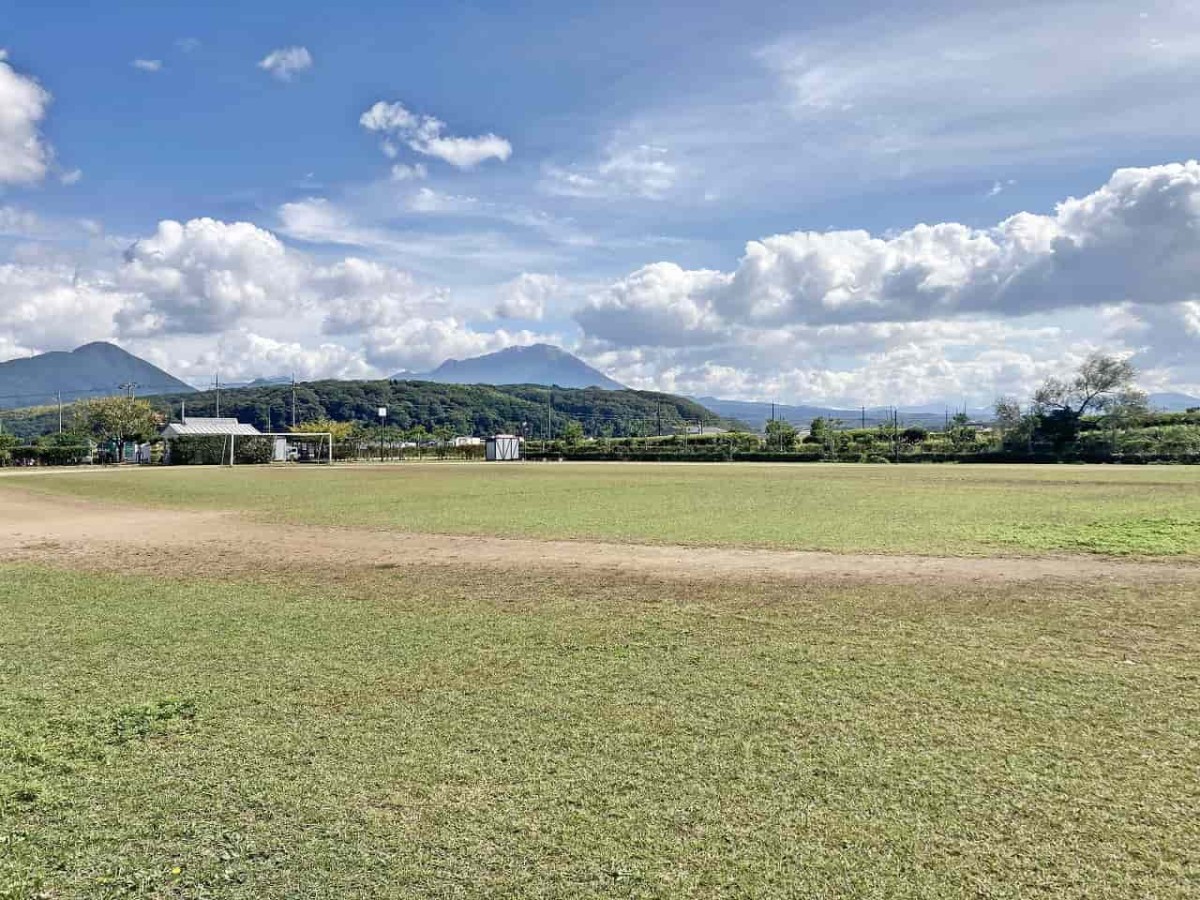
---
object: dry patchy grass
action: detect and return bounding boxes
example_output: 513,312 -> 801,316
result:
2,562 -> 1197,898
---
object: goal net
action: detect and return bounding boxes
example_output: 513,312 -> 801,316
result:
255,432 -> 334,465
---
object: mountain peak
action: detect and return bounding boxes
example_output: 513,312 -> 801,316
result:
0,342 -> 195,410
400,344 -> 624,390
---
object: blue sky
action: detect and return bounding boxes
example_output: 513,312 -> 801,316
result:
3,0 -> 1200,404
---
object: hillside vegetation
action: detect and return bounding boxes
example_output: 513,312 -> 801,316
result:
0,379 -> 733,441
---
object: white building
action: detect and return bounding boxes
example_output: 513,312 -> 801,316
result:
486,434 -> 522,461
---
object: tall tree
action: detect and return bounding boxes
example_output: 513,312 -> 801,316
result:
291,418 -> 355,442
1032,353 -> 1139,418
1031,353 -> 1141,451
993,396 -> 1034,452
76,397 -> 159,461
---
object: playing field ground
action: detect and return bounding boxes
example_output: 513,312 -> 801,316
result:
1,463 -> 1197,898
6,461 -> 1200,556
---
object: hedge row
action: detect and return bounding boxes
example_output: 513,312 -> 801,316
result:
526,448 -> 1200,465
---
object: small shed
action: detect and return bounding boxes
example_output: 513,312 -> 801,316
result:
485,434 -> 522,461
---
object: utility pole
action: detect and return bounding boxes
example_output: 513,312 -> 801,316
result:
118,382 -> 138,399
291,374 -> 297,428
546,391 -> 552,448
861,406 -> 866,429
893,407 -> 901,463
213,373 -> 221,417
57,391 -> 63,434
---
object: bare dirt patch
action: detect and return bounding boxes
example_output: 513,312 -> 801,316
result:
3,487 -> 1199,586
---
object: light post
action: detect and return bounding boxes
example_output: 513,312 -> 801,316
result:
378,406 -> 387,463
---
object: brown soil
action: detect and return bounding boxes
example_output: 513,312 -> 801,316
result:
2,488 -> 1198,586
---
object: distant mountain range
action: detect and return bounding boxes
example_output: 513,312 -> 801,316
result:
691,397 -> 993,431
0,342 -> 194,410
395,343 -> 625,390
1147,392 -> 1200,412
698,393 -> 1200,430
4,341 -> 1196,422
223,375 -> 293,388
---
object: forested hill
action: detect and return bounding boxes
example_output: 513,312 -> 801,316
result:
1,379 -> 736,439
0,342 -> 194,410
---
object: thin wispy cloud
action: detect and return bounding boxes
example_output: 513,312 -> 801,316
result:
542,144 -> 677,200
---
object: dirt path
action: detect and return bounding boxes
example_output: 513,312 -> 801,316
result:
2,488 -> 1198,585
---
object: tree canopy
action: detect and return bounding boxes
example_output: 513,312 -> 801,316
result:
75,396 -> 159,447
1032,353 -> 1141,418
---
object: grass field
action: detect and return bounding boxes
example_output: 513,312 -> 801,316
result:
6,461 -> 1200,556
3,564 -> 1197,898
2,463 -> 1198,897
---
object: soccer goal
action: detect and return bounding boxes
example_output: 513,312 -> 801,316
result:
257,432 -> 335,465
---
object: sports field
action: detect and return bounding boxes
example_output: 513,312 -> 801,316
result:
7,461 -> 1200,556
2,463 -> 1198,898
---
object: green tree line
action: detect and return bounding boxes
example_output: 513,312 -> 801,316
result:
0,380 -> 738,443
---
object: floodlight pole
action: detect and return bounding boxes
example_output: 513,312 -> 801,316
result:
378,406 -> 387,463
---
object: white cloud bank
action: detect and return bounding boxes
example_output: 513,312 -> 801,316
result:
0,51 -> 53,185
360,101 -> 512,169
4,163 -> 1200,403
0,215 -> 539,386
579,161 -> 1200,343
570,161 -> 1200,403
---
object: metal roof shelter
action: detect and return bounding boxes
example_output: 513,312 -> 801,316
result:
161,417 -> 262,438
161,417 -> 334,466
162,417 -> 264,466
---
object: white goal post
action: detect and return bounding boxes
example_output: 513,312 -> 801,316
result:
214,432 -> 334,465
257,432 -> 334,465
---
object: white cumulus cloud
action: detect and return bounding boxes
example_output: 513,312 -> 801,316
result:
360,100 -> 512,169
0,51 -> 53,185
116,218 -> 309,336
494,273 -> 562,320
362,317 -> 535,374
579,161 -> 1200,348
0,264 -> 129,351
258,46 -> 313,81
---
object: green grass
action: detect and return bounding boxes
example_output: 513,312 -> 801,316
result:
2,563 -> 1196,898
7,462 -> 1200,556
